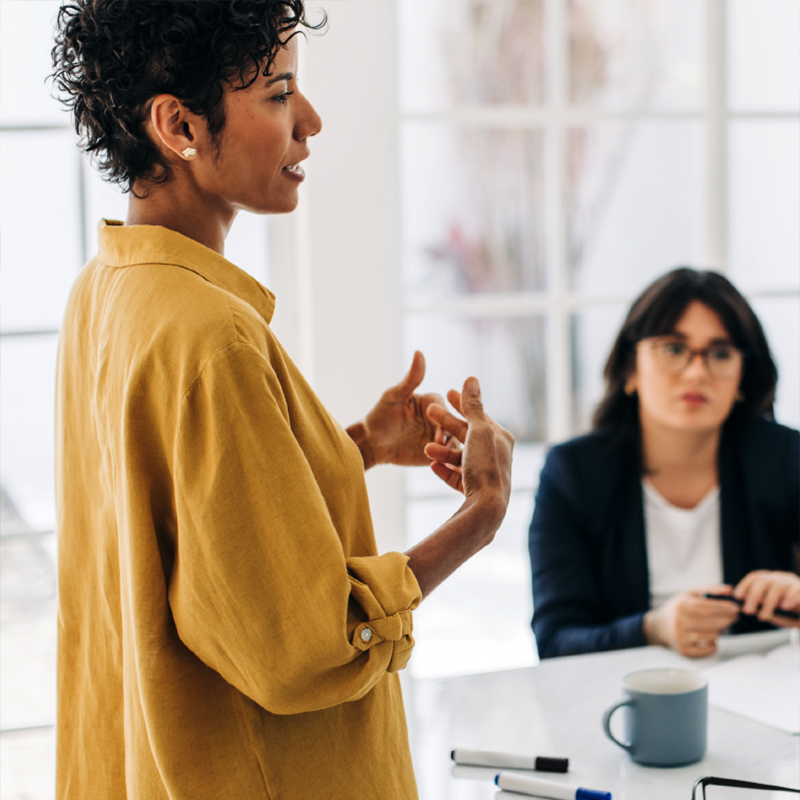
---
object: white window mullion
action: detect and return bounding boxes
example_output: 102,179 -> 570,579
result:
705,0 -> 728,273
544,0 -> 570,443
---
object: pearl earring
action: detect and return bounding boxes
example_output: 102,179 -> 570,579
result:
181,147 -> 198,159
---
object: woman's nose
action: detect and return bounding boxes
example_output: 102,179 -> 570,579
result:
295,92 -> 322,141
683,351 -> 710,377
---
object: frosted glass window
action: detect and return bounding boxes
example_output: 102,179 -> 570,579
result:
402,124 -> 546,302
1,130 -> 82,333
82,155 -> 130,257
225,212 -> 270,286
567,122 -> 703,297
750,297 -> 800,431
570,304 -> 629,433
405,314 -> 547,443
728,121 -> 800,292
568,0 -> 703,110
399,0 -> 545,112
0,0 -> 65,126
0,530 -> 57,729
0,335 -> 59,533
728,0 -> 800,112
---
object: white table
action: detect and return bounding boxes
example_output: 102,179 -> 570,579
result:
410,633 -> 800,800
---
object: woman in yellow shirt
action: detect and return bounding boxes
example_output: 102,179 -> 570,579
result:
51,2 -> 514,799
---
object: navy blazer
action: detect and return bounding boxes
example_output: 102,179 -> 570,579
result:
528,417 -> 800,659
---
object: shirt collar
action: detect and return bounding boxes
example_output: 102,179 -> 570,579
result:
97,219 -> 276,324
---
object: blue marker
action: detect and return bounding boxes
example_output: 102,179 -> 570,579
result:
495,771 -> 611,800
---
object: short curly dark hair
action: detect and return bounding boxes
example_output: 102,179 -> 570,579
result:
51,0 -> 325,192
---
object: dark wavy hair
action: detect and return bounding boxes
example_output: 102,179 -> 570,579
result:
50,0 -> 325,193
592,267 -> 778,467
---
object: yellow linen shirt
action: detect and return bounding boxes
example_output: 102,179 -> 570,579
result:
55,220 -> 422,799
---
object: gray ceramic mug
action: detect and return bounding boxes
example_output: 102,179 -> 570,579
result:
602,668 -> 708,767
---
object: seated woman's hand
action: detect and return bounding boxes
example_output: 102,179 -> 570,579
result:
422,377 -> 514,518
644,586 -> 741,658
733,570 -> 800,628
347,351 -> 459,469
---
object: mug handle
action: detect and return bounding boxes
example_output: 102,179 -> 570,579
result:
602,699 -> 634,752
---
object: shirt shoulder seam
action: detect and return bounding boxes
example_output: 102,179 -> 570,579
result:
181,340 -> 270,403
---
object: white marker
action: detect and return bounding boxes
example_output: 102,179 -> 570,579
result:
495,771 -> 611,800
451,749 -> 568,773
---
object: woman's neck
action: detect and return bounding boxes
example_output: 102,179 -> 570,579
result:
640,416 -> 721,509
125,178 -> 235,256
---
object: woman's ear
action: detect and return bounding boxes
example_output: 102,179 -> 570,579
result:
148,95 -> 203,162
624,370 -> 638,396
623,348 -> 639,396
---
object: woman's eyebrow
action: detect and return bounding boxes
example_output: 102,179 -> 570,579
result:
668,330 -> 734,345
265,72 -> 293,86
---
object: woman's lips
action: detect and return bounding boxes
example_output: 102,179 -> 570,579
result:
282,164 -> 305,182
681,392 -> 708,404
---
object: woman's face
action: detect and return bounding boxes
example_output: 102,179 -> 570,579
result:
194,35 -> 322,215
627,300 -> 743,435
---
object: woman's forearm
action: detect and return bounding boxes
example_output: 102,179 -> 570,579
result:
405,495 -> 505,599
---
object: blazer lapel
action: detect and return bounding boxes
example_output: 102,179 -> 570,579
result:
719,427 -> 749,584
604,469 -> 650,614
624,475 -> 650,611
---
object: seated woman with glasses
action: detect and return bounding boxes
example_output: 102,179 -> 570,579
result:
529,267 -> 799,659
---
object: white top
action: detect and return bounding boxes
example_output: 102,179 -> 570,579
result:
643,479 -> 723,609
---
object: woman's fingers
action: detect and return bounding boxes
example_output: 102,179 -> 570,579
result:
734,570 -> 800,622
779,580 -> 800,610
424,442 -> 462,467
426,403 -> 468,443
668,592 -> 741,656
759,582 -> 783,619
383,350 -> 426,402
682,638 -> 718,657
734,570 -> 773,615
458,377 -> 487,423
759,578 -> 800,625
430,461 -> 463,493
694,594 -> 741,621
427,377 -> 513,503
446,388 -> 463,416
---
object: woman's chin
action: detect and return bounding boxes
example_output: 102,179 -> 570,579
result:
252,193 -> 300,216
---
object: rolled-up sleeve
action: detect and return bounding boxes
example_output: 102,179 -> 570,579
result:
169,341 -> 421,715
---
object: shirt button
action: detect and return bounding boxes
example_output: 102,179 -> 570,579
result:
360,628 -> 373,643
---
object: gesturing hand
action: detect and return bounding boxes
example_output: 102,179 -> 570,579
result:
346,351 -> 458,470
422,377 -> 514,508
403,377 -> 515,598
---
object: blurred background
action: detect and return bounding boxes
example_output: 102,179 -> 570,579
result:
1,1 -> 798,797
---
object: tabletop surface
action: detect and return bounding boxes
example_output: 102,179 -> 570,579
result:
409,632 -> 800,800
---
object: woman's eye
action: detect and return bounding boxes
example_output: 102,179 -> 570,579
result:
708,347 -> 733,362
272,91 -> 294,105
662,342 -> 686,357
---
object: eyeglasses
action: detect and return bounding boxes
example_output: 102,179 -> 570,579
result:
643,338 -> 744,380
691,776 -> 800,799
